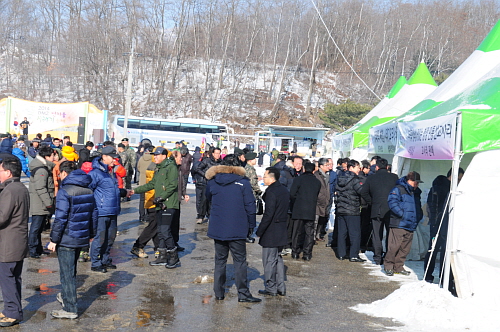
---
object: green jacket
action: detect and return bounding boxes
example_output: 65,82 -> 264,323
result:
134,158 -> 179,210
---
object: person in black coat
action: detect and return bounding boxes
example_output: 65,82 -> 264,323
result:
78,141 -> 94,169
192,147 -> 222,223
256,167 -> 289,296
335,159 -> 365,262
360,158 -> 398,265
289,162 -> 321,260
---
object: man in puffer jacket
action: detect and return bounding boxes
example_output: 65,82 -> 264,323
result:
47,161 -> 97,319
88,146 -> 124,273
335,159 -> 365,262
205,154 -> 261,303
384,171 -> 424,276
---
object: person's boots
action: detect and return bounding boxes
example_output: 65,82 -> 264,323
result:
165,248 -> 180,269
149,248 -> 167,266
246,228 -> 255,243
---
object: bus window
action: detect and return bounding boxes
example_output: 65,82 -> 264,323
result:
200,125 -> 219,134
117,118 -> 140,129
141,119 -> 161,130
160,122 -> 180,132
129,119 -> 140,129
180,123 -> 200,133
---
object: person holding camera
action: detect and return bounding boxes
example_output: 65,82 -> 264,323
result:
131,147 -> 184,269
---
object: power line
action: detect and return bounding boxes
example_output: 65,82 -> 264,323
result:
310,0 -> 381,101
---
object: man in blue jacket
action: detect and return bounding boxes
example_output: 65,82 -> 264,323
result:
205,154 -> 261,303
385,171 -> 423,276
48,161 -> 96,319
88,146 -> 123,273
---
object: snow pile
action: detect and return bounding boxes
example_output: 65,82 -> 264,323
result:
353,281 -> 499,332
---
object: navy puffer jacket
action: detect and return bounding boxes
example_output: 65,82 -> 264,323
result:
50,169 -> 97,248
388,177 -> 423,231
206,165 -> 256,241
89,157 -> 121,216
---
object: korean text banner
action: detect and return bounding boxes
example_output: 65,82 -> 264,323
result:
395,114 -> 457,160
368,122 -> 398,154
332,133 -> 353,153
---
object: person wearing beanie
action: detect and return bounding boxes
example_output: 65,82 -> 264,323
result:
61,143 -> 79,162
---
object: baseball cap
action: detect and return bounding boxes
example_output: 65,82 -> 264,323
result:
153,147 -> 168,155
407,171 -> 423,183
121,138 -> 129,142
245,152 -> 257,161
102,146 -> 119,158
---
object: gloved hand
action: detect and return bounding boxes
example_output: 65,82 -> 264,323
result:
246,228 -> 255,243
153,197 -> 166,210
153,197 -> 165,205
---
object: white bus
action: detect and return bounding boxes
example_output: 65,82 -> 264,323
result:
109,115 -> 230,150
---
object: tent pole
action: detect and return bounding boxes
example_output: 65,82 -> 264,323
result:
442,112 -> 462,292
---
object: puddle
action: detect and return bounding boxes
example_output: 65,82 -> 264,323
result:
136,287 -> 175,327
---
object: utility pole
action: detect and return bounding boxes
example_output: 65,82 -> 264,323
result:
123,38 -> 135,136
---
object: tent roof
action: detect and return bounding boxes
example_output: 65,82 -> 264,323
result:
387,76 -> 408,98
408,62 -> 438,86
476,19 -> 500,52
397,63 -> 500,153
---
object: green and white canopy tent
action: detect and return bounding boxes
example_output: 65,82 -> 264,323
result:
368,19 -> 500,300
333,63 -> 437,162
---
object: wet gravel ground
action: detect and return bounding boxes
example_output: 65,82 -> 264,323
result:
13,186 -> 403,331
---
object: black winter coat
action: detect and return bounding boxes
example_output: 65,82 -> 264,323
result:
193,155 -> 222,186
335,171 -> 363,216
280,165 -> 302,191
290,172 -> 321,220
360,169 -> 398,219
256,181 -> 289,247
78,148 -> 91,169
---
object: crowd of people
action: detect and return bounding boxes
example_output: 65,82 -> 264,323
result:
0,132 -> 457,324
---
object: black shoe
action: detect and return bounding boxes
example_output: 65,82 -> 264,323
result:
302,256 -> 311,261
91,266 -> 107,273
349,257 -> 366,262
176,246 -> 185,252
385,269 -> 394,276
291,253 -> 300,259
30,254 -> 41,259
150,248 -> 167,266
105,264 -> 117,269
246,237 -> 255,243
238,296 -> 262,303
258,290 -> 277,296
277,290 -> 286,296
165,249 -> 180,269
215,296 -> 225,301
